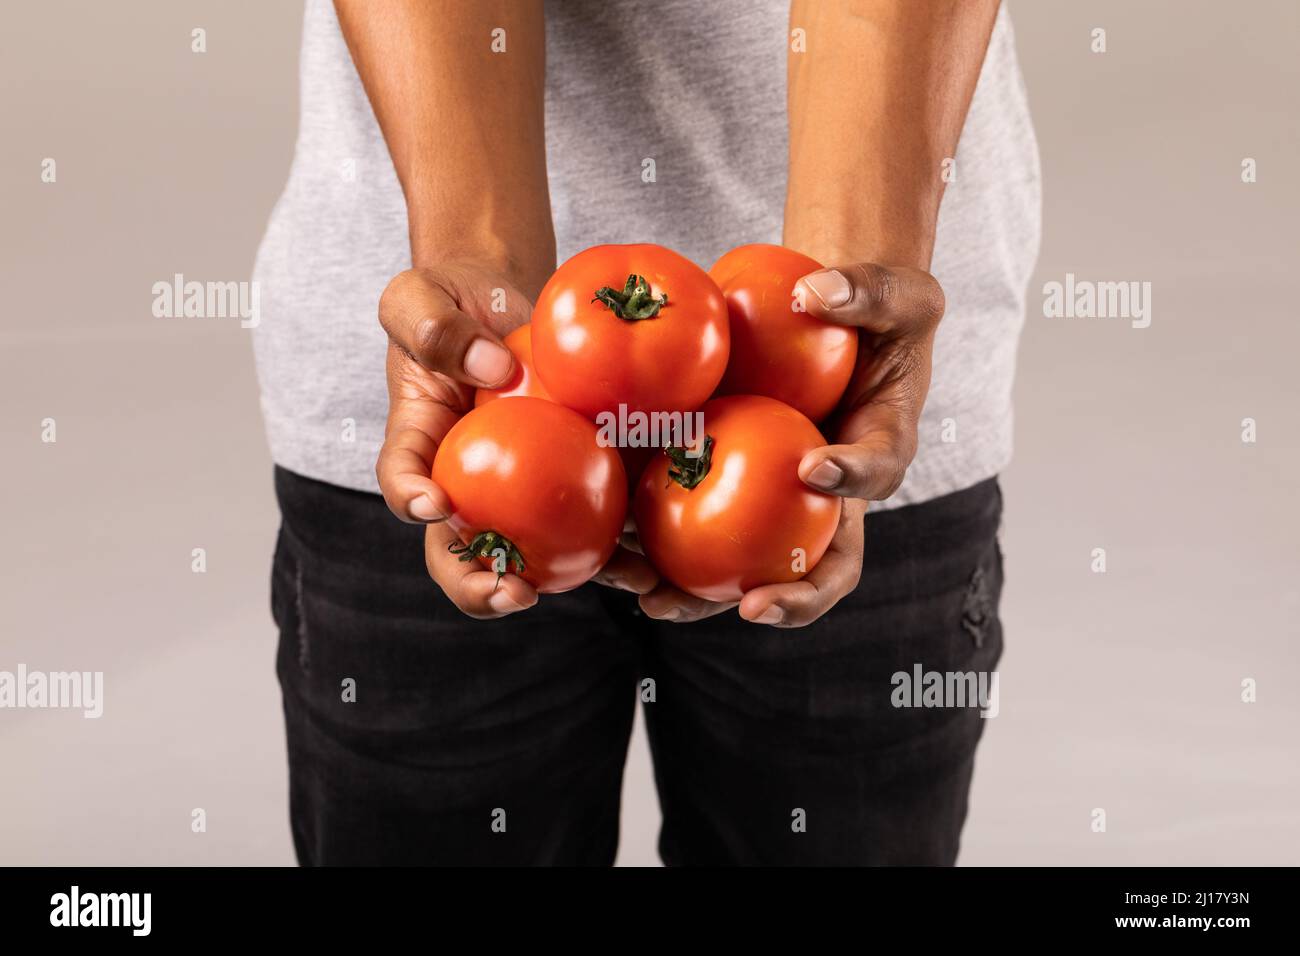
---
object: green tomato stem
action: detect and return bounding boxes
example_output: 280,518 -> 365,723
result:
448,530 -> 526,588
592,274 -> 668,321
665,434 -> 714,490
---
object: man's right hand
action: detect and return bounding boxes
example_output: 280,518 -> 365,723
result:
338,2 -> 604,618
375,263 -> 541,619
375,264 -> 661,619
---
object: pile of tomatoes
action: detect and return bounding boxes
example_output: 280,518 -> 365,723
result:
433,243 -> 856,603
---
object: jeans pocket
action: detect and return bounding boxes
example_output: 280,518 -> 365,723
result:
271,526 -> 310,673
960,536 -> 1005,661
961,561 -> 994,648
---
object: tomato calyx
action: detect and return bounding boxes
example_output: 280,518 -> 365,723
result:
665,435 -> 715,490
592,274 -> 668,321
449,530 -> 526,586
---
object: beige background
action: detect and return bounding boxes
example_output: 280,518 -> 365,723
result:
2,0 -> 1297,865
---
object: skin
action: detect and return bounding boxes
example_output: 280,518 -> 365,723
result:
474,326 -> 552,406
338,0 -> 657,618
639,0 -> 1001,626
351,0 -> 1000,624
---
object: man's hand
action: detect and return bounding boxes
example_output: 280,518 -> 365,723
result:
336,1 -> 657,617
699,0 -> 997,628
795,262 -> 944,500
374,264 -> 534,619
639,261 -> 942,628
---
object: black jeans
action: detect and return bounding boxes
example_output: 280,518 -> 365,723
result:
271,466 -> 1004,866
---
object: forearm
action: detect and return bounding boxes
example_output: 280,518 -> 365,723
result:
784,0 -> 999,270
335,0 -> 555,297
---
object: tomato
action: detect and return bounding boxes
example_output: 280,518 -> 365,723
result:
531,244 -> 730,420
633,395 -> 841,602
432,397 -> 626,593
708,243 -> 857,423
474,325 -> 552,406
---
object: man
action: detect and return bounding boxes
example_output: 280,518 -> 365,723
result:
254,0 -> 1039,865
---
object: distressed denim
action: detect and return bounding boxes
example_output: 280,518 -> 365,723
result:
272,466 -> 1004,866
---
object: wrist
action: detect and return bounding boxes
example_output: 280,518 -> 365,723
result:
409,220 -> 555,302
783,205 -> 936,273
783,169 -> 941,271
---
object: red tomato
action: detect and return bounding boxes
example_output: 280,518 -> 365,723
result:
531,244 -> 730,420
633,395 -> 841,602
432,397 -> 626,594
708,243 -> 857,423
474,325 -> 552,406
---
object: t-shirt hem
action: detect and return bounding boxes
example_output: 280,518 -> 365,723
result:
262,411 -> 1012,510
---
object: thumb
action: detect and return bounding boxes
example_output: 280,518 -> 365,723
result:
797,263 -> 944,336
798,402 -> 919,501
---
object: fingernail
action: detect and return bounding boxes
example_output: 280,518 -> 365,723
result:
806,459 -> 844,491
489,590 -> 527,614
803,270 -> 852,309
464,338 -> 513,386
753,606 -> 783,625
409,493 -> 445,521
658,607 -> 682,622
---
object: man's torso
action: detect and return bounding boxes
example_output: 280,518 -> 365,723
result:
252,0 -> 1041,508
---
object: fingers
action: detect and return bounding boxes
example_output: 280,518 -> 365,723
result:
618,514 -> 644,555
376,343 -> 466,523
376,265 -> 540,522
799,399 -> 918,501
738,501 -> 866,628
639,584 -> 737,624
794,260 -> 942,502
379,269 -> 516,388
425,522 -> 539,620
377,425 -> 453,522
796,262 -> 945,337
592,547 -> 659,594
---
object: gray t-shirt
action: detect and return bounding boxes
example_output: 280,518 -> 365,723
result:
252,0 -> 1040,510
